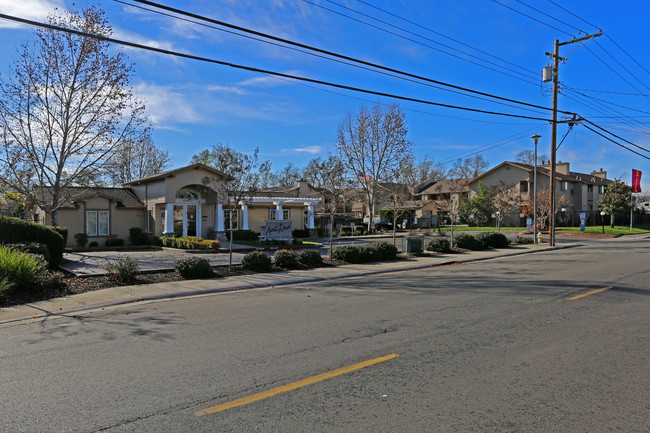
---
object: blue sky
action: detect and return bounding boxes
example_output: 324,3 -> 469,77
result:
1,0 -> 649,190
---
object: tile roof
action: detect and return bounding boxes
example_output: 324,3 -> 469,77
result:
34,186 -> 144,208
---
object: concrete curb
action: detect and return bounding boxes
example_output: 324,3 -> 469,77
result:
0,244 -> 580,326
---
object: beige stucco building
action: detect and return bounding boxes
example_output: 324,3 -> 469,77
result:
36,164 -> 321,246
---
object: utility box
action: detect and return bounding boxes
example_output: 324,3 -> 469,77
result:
402,236 -> 424,254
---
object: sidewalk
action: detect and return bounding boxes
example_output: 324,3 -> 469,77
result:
0,243 -> 578,325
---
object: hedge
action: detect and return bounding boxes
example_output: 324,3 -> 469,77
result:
451,233 -> 481,251
475,232 -> 510,249
226,230 -> 260,241
425,238 -> 452,253
0,217 -> 64,267
331,241 -> 397,264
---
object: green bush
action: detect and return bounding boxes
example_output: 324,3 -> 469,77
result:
174,257 -> 214,279
515,235 -> 534,244
475,232 -> 510,249
354,227 -> 367,236
0,246 -> 47,293
366,241 -> 398,261
128,227 -> 150,246
297,249 -> 323,267
89,241 -> 99,248
292,229 -> 311,238
0,216 -> 64,267
50,226 -> 68,246
331,245 -> 363,263
105,257 -> 139,282
6,242 -> 50,263
452,233 -> 481,251
105,235 -> 124,247
338,227 -> 353,236
273,249 -> 300,269
74,233 -> 88,248
241,251 -> 272,272
316,226 -> 328,237
425,238 -> 452,253
226,230 -> 260,241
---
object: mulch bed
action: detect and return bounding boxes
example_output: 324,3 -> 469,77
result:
0,260 -> 343,308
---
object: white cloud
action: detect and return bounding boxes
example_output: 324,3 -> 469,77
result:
134,82 -> 203,127
292,146 -> 323,154
238,71 -> 301,88
0,0 -> 64,28
205,85 -> 247,95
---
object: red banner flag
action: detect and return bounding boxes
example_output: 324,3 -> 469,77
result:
632,169 -> 642,193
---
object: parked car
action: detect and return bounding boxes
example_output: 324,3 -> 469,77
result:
373,221 -> 392,230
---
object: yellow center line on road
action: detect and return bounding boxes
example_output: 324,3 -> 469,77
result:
195,353 -> 399,416
566,287 -> 609,301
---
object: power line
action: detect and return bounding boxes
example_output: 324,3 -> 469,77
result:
584,46 -> 650,100
116,0 -> 542,109
582,124 -> 650,160
562,86 -> 650,97
310,0 -> 540,83
491,0 -> 574,37
124,0 -> 567,115
581,118 -> 650,154
514,0 -> 585,34
592,40 -> 650,93
356,0 -> 538,76
545,0 -> 599,30
0,12 -> 554,123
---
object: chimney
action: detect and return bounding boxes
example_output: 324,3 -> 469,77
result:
591,168 -> 607,179
556,161 -> 570,175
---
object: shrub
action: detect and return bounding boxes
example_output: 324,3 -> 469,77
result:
354,227 -> 367,236
74,233 -> 88,248
316,226 -> 328,237
338,227 -> 353,236
6,242 -> 50,263
0,246 -> 47,292
425,238 -> 452,253
0,216 -> 64,267
199,240 -> 220,249
105,234 -> 124,247
297,249 -> 323,267
49,226 -> 68,246
292,229 -> 311,238
128,227 -> 150,246
105,257 -> 140,282
452,233 -> 480,251
89,241 -> 99,248
366,241 -> 398,261
241,251 -> 272,272
226,230 -> 260,241
475,232 -> 510,249
174,257 -> 214,279
330,245 -> 363,263
273,249 -> 300,269
152,236 -> 163,247
515,235 -> 534,244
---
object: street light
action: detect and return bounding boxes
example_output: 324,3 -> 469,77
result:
531,134 -> 541,244
600,210 -> 606,234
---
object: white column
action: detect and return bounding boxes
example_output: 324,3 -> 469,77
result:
164,203 -> 174,234
274,201 -> 284,220
196,204 -> 202,237
305,202 -> 315,229
216,203 -> 224,232
182,204 -> 188,237
239,202 -> 249,230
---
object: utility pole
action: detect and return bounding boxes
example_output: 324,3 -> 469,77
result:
545,32 -> 601,246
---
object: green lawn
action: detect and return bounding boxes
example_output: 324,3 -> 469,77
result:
430,224 -> 650,237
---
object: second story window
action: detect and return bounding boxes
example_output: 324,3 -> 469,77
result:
519,181 -> 528,193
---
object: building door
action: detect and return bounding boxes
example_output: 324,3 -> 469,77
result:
187,205 -> 197,236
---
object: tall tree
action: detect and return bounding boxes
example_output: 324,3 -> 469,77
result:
336,103 -> 411,231
449,155 -> 489,179
0,7 -> 149,225
109,134 -> 170,184
412,155 -> 447,183
520,189 -> 568,231
272,163 -> 302,186
198,145 -> 269,266
599,179 -> 632,227
514,149 -> 548,166
381,158 -> 418,245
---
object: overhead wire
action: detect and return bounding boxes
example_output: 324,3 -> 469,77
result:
309,0 -> 540,83
0,12 -> 554,123
123,0 -> 563,114
355,0 -> 538,76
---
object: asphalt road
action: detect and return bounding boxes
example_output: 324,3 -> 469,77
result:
1,236 -> 648,432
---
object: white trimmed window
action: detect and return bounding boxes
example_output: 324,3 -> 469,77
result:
86,210 -> 109,236
283,209 -> 290,220
224,209 -> 238,230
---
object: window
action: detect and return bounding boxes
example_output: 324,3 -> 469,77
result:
599,185 -> 605,194
588,185 -> 593,192
283,209 -> 290,220
86,210 -> 109,236
224,209 -> 238,230
560,181 -> 568,191
519,181 -> 528,193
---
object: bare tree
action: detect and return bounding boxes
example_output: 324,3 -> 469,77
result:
109,134 -> 170,184
381,159 -> 418,246
0,7 -> 149,225
412,155 -> 447,183
491,181 -> 519,232
449,155 -> 489,179
192,144 -> 271,189
271,163 -> 302,186
199,145 -> 268,266
520,189 -> 568,232
514,149 -> 548,166
336,103 -> 411,231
